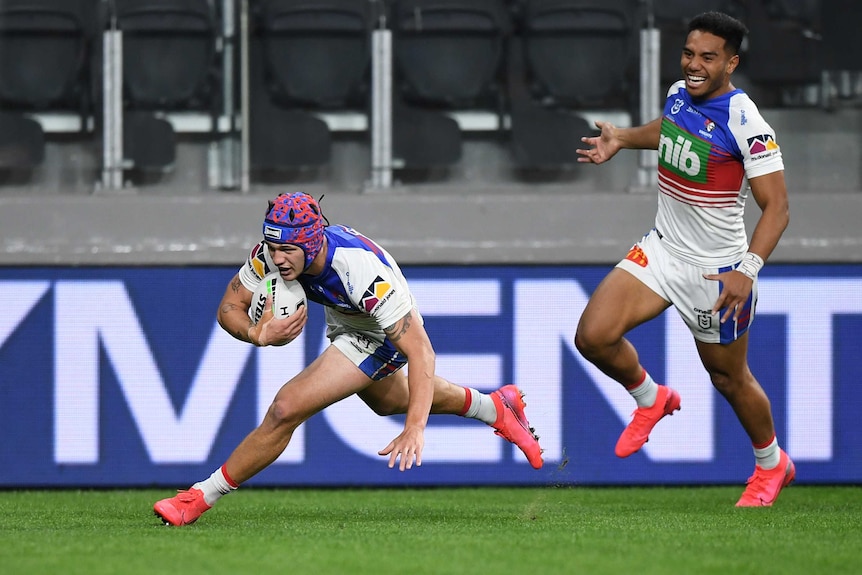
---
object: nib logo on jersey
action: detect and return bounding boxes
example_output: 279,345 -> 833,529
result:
361,276 -> 394,313
747,134 -> 780,159
659,120 -> 710,182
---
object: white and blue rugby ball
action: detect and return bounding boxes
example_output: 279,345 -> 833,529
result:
248,272 -> 307,324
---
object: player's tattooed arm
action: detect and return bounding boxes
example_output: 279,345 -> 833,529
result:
233,319 -> 256,341
217,273 -> 261,345
243,320 -> 259,346
220,301 -> 241,316
383,310 -> 413,343
220,300 -> 255,342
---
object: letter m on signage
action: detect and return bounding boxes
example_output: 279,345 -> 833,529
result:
54,281 -> 254,464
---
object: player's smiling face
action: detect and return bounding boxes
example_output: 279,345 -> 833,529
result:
265,241 -> 305,279
680,30 -> 738,101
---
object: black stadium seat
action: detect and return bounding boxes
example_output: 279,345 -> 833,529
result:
116,0 -> 218,110
508,0 -> 637,169
0,0 -> 96,169
389,0 -> 513,168
391,0 -> 511,108
520,0 -> 639,109
112,0 -> 221,170
821,0 -> 859,72
250,0 -> 375,170
259,0 -> 373,109
744,0 -> 823,106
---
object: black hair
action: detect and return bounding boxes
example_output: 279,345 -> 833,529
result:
688,11 -> 748,55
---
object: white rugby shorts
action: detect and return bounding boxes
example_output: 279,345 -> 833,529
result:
327,308 -> 424,380
615,228 -> 756,344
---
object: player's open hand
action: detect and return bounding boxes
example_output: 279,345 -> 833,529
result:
378,425 -> 425,471
576,121 -> 622,164
703,270 -> 753,324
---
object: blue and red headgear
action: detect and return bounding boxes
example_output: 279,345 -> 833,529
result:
263,192 -> 325,271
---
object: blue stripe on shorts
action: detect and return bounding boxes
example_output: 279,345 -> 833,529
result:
718,264 -> 754,344
358,338 -> 407,381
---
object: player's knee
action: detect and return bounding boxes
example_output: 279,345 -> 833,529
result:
575,323 -> 608,359
713,370 -> 763,398
267,397 -> 303,430
709,371 -> 743,398
366,399 -> 400,417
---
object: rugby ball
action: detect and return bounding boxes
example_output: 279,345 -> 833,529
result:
248,272 -> 307,324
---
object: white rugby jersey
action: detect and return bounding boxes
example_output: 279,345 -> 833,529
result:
238,224 -> 416,339
654,80 -> 784,267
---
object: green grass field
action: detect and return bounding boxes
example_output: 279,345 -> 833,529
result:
1,486 -> 860,575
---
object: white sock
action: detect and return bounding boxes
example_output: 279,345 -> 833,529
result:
462,388 -> 498,425
628,371 -> 658,408
754,436 -> 781,469
192,465 -> 238,506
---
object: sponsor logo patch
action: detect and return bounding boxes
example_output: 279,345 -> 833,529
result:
747,134 -> 779,155
263,225 -> 283,241
625,245 -> 648,267
658,120 -> 710,180
251,244 -> 267,278
698,118 -> 716,139
361,276 -> 394,313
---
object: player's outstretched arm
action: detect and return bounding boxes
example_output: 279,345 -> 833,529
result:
577,118 -> 663,164
377,309 -> 435,471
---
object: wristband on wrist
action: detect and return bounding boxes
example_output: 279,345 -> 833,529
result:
737,251 -> 764,280
247,325 -> 258,346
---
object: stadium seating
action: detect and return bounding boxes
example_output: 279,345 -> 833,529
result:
743,0 -> 823,107
250,0 -> 376,170
112,0 -> 221,171
518,0 -> 638,109
507,38 -> 593,170
1,0 -> 859,193
820,0 -> 857,72
389,0 -> 513,168
0,0 -> 96,169
508,0 -> 638,168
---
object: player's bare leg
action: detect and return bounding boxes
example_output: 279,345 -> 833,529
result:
576,268 -> 681,456
696,334 -> 775,444
696,334 -> 795,506
226,346 -> 373,482
360,371 -> 544,468
155,346 -> 371,526
575,268 -> 669,386
358,370 -> 465,415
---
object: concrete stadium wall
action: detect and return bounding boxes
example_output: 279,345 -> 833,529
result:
1,109 -> 860,266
